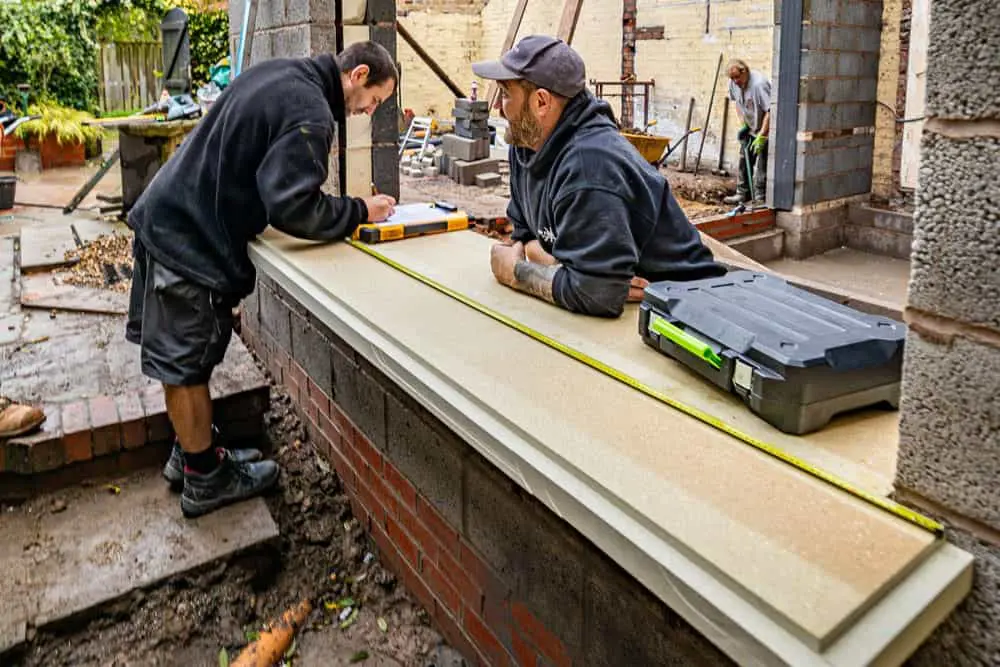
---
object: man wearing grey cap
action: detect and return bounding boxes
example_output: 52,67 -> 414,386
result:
474,35 -> 725,318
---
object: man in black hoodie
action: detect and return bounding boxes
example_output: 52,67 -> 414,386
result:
473,36 -> 726,318
126,41 -> 398,518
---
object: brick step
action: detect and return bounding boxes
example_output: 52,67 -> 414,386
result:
694,207 -> 776,241
0,341 -> 270,502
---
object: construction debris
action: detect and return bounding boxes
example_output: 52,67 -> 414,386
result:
62,232 -> 134,293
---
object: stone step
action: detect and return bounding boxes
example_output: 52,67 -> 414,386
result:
726,228 -> 785,263
0,468 -> 279,658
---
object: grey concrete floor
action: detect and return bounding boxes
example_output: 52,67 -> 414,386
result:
766,247 -> 912,310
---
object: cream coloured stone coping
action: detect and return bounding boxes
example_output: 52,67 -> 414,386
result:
250,230 -> 972,666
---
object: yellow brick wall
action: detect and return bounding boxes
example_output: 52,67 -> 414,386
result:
634,0 -> 774,171
479,0 -> 624,115
872,0 -> 902,199
397,7 -> 484,118
396,0 -> 773,171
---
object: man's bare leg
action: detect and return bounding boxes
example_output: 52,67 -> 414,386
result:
164,384 -> 213,455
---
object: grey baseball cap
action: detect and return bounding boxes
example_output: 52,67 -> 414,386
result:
472,35 -> 586,99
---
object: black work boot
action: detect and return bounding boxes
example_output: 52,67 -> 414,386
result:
162,424 -> 263,491
163,442 -> 263,491
180,451 -> 280,519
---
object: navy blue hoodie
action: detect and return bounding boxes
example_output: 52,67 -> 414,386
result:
507,91 -> 726,317
128,53 -> 367,298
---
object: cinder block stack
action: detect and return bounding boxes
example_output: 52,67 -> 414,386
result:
437,98 -> 506,187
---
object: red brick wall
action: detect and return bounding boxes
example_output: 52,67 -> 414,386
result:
242,274 -> 733,667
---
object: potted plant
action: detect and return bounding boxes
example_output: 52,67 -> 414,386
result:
14,102 -> 103,170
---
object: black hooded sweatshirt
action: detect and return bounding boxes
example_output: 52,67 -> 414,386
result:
128,53 -> 367,298
507,90 -> 726,318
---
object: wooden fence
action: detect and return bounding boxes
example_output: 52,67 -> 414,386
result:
98,42 -> 162,113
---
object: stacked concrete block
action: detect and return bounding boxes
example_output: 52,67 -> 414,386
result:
449,159 -> 504,187
452,99 -> 491,139
442,134 -> 490,162
475,172 -> 502,188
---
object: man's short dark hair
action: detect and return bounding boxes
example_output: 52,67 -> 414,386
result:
336,41 -> 398,87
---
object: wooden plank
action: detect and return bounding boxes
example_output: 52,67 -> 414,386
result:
72,219 -> 128,245
19,223 -> 79,273
397,22 -> 466,99
352,230 -> 900,496
485,0 -> 531,108
556,0 -> 585,43
256,228 -> 940,651
900,0 -> 928,189
19,273 -> 128,315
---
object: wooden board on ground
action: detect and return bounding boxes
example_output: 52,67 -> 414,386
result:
71,219 -> 129,245
20,273 -> 129,315
19,223 -> 78,273
255,229 -> 945,653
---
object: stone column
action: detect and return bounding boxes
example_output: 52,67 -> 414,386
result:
228,0 -> 400,200
893,0 -> 1000,662
772,0 -> 883,258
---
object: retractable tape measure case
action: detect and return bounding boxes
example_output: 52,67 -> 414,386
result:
638,271 -> 907,434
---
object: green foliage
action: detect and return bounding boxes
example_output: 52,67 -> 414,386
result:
0,0 -> 100,112
14,102 -> 104,145
186,9 -> 229,88
0,0 -> 229,112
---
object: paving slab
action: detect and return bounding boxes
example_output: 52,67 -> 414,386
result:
0,468 -> 279,655
19,222 -> 78,273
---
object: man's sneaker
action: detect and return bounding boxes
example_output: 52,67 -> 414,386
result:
162,442 -> 264,491
180,451 -> 280,519
723,193 -> 750,205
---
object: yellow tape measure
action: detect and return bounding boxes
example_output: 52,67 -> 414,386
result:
347,239 -> 943,537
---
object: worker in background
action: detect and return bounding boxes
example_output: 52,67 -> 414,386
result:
723,59 -> 772,205
126,41 -> 398,519
473,35 -> 725,319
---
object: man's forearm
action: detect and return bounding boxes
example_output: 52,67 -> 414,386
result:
760,111 -> 770,136
512,261 -> 559,304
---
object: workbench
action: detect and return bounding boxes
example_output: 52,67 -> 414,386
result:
250,229 -> 972,665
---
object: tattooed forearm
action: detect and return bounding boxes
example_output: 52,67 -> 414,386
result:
512,261 -> 559,304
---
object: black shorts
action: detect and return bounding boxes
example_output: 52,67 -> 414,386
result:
126,240 -> 236,386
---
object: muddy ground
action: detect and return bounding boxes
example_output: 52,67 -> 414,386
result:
398,166 -> 733,223
13,382 -> 458,667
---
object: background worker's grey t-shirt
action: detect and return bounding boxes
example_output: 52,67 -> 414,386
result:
728,70 -> 772,133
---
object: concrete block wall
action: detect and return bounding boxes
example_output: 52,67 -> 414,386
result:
241,274 -> 734,667
795,0 -> 882,205
775,0 -> 884,258
893,0 -> 1000,662
229,0 -> 400,199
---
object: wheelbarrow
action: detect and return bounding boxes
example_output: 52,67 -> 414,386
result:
621,119 -> 702,168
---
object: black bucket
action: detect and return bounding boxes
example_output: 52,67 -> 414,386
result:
0,176 -> 15,210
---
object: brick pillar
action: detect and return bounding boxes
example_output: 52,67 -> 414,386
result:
229,0 -> 400,200
772,0 -> 883,258
891,0 -> 1000,662
621,0 -> 637,128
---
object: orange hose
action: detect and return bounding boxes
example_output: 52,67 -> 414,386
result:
231,599 -> 312,667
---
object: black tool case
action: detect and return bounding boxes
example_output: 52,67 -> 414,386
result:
637,271 -> 907,435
